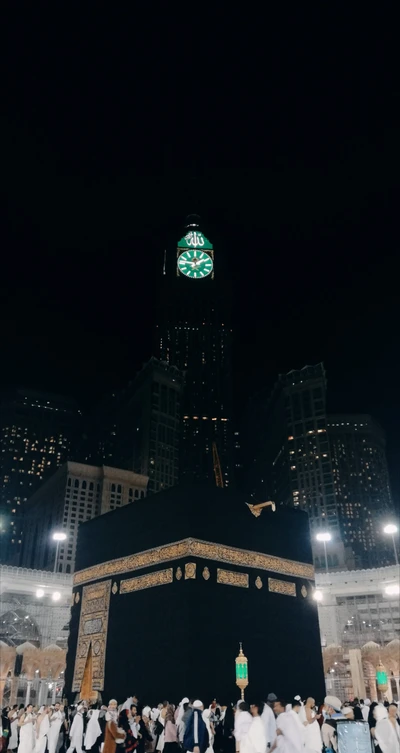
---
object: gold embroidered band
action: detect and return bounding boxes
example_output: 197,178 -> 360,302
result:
268,577 -> 296,597
120,568 -> 173,594
217,568 -> 249,588
74,538 -> 314,586
72,579 -> 111,692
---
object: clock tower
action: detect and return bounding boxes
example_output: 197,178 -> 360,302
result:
156,216 -> 233,487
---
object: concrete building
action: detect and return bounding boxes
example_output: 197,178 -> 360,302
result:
0,389 -> 81,564
79,359 -> 184,497
0,566 -> 72,647
327,414 -> 394,568
0,565 -> 72,706
19,462 -> 148,573
316,564 -> 400,701
248,365 -> 396,570
249,364 -> 348,566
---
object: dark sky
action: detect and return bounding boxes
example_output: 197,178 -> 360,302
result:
2,8 -> 399,496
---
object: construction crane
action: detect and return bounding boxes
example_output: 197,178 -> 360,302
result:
212,441 -> 224,488
246,500 -> 276,517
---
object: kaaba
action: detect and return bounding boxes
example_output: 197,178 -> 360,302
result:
65,485 -> 325,704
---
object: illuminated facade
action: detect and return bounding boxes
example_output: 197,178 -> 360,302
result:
156,217 -> 233,486
327,415 -> 395,568
250,364 -> 341,539
249,367 -> 395,570
317,564 -> 400,702
0,389 -> 81,564
19,461 -> 148,574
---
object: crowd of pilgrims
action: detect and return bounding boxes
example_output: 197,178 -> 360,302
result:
1,693 -> 400,753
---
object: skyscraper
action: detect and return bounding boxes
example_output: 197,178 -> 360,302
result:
253,364 -> 340,527
20,461 -> 148,573
83,359 -> 183,496
155,217 -> 233,486
0,389 -> 81,563
327,414 -> 394,567
248,366 -> 397,570
112,358 -> 184,494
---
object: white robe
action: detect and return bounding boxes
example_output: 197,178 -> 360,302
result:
234,711 -> 253,750
288,711 -> 305,749
18,715 -> 36,753
176,701 -> 188,743
84,711 -> 102,751
67,712 -> 84,753
202,711 -> 214,753
48,711 -> 64,753
375,718 -> 400,753
9,715 -> 19,750
274,711 -> 303,753
261,705 -> 276,748
240,716 -> 266,753
35,714 -> 50,753
299,708 -> 321,753
122,698 -> 137,711
361,705 -> 370,722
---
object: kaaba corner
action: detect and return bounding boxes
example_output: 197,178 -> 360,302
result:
65,485 -> 325,703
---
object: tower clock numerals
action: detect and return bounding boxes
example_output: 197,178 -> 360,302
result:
177,250 -> 213,279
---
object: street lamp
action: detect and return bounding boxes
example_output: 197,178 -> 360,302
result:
52,531 -> 67,574
36,589 -> 45,598
316,532 -> 332,572
383,524 -> 398,566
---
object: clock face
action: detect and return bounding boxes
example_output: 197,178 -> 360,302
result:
177,250 -> 213,279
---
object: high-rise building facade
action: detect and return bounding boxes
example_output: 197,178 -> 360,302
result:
20,461 -> 148,573
155,217 -> 233,486
248,366 -> 396,570
327,414 -> 395,568
0,389 -> 81,563
248,364 -> 352,568
252,364 -> 340,533
112,358 -> 184,494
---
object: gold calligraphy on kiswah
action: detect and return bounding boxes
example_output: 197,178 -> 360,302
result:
268,577 -> 296,597
217,568 -> 249,588
72,579 -> 111,693
120,568 -> 173,594
74,538 -> 314,586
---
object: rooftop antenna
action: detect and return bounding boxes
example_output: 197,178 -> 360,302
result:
184,175 -> 201,229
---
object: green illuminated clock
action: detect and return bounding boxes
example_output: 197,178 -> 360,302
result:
177,250 -> 213,279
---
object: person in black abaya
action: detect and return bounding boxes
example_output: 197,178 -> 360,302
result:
368,703 -> 382,753
221,706 -> 235,753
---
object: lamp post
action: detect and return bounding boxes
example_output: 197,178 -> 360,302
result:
376,660 -> 388,696
383,524 -> 398,566
235,643 -> 249,701
52,532 -> 67,574
316,532 -> 332,572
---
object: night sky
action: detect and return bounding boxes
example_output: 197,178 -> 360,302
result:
2,8 -> 399,497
